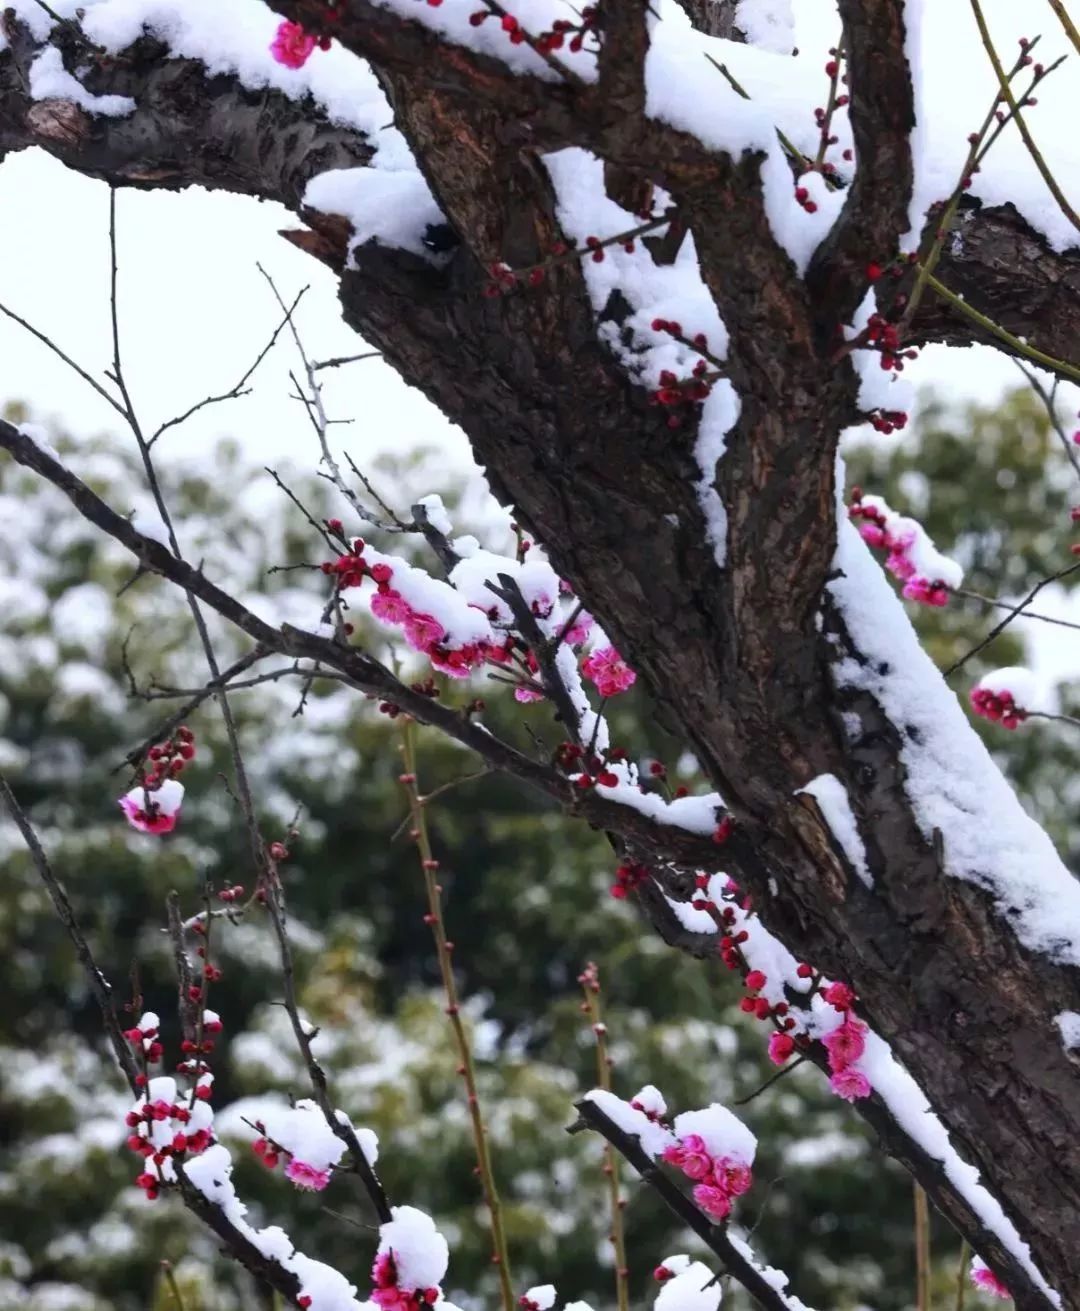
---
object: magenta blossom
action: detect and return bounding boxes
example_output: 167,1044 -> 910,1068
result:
403,611 -> 446,652
829,1067 -> 872,1102
371,589 -> 412,624
663,1133 -> 711,1181
822,1016 -> 868,1071
581,645 -> 636,698
284,1158 -> 331,1191
767,1031 -> 796,1066
564,610 -> 594,647
692,1182 -> 733,1219
514,685 -> 545,703
715,1157 -> 753,1197
970,1258 -> 1010,1300
118,780 -> 184,835
270,20 -> 317,69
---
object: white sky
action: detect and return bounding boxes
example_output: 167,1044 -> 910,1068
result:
1,0 -> 1080,686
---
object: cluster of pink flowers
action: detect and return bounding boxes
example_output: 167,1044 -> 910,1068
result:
970,1257 -> 1010,1300
581,645 -> 636,697
370,1250 -> 441,1311
849,497 -> 951,607
118,728 -> 195,833
326,539 -> 492,680
820,984 -> 871,1102
123,1013 -> 219,1200
662,1133 -> 753,1220
970,683 -> 1027,730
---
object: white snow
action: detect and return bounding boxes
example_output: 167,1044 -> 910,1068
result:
672,1104 -> 756,1166
416,493 -> 454,537
582,1089 -> 676,1159
121,777 -> 184,817
734,0 -> 795,54
829,515 -> 1080,967
304,168 -> 446,263
29,47 -> 135,116
524,1287 -> 557,1311
976,666 -> 1038,711
655,1260 -> 721,1311
131,511 -> 171,548
795,774 -> 873,888
1055,1011 -> 1080,1052
377,1206 -> 449,1293
260,1099 -> 346,1172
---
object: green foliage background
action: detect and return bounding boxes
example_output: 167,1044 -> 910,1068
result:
1,387 -> 1075,1311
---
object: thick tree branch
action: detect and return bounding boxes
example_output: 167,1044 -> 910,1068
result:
808,0 -> 915,325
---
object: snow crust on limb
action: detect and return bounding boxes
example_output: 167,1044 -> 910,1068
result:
184,1144 -> 366,1309
795,774 -> 872,887
305,169 -> 446,262
1056,1011 -> 1080,1052
734,0 -> 795,54
657,873 -> 1060,1302
581,1089 -> 676,1159
829,517 -> 1080,968
29,46 -> 135,115
725,1235 -> 814,1311
654,1257 -> 721,1311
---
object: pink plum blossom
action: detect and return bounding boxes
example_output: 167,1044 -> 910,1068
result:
822,1017 -> 868,1070
692,1182 -> 733,1219
284,1158 -> 332,1191
371,589 -> 412,624
829,1068 -> 872,1102
970,1257 -> 1010,1300
581,645 -> 636,698
270,20 -> 317,69
403,612 -> 446,652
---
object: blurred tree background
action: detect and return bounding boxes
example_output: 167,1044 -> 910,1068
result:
1,384 -> 1076,1311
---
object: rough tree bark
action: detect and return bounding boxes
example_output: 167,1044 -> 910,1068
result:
3,3 -> 1080,1306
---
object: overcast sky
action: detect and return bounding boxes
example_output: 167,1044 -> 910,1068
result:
2,0 -> 1080,686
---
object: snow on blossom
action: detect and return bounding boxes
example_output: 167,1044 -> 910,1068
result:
630,1085 -> 668,1121
184,1143 -> 365,1310
581,646 -> 636,698
849,492 -> 961,607
971,1257 -> 1011,1300
654,1257 -> 722,1311
118,778 -> 184,834
270,19 -> 318,69
672,1104 -> 756,1168
795,774 -> 872,887
521,1287 -> 557,1311
582,1089 -> 676,1160
258,1099 -> 347,1192
377,1206 -> 449,1294
970,668 -> 1038,730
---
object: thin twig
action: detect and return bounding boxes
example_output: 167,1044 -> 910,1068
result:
399,721 -> 515,1311
944,559 -> 1080,675
313,350 -> 382,371
970,0 -> 1080,234
578,964 -> 629,1311
0,771 -> 139,1091
915,1182 -> 931,1311
149,289 -> 306,446
1014,361 -> 1080,483
955,586 -> 1080,632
